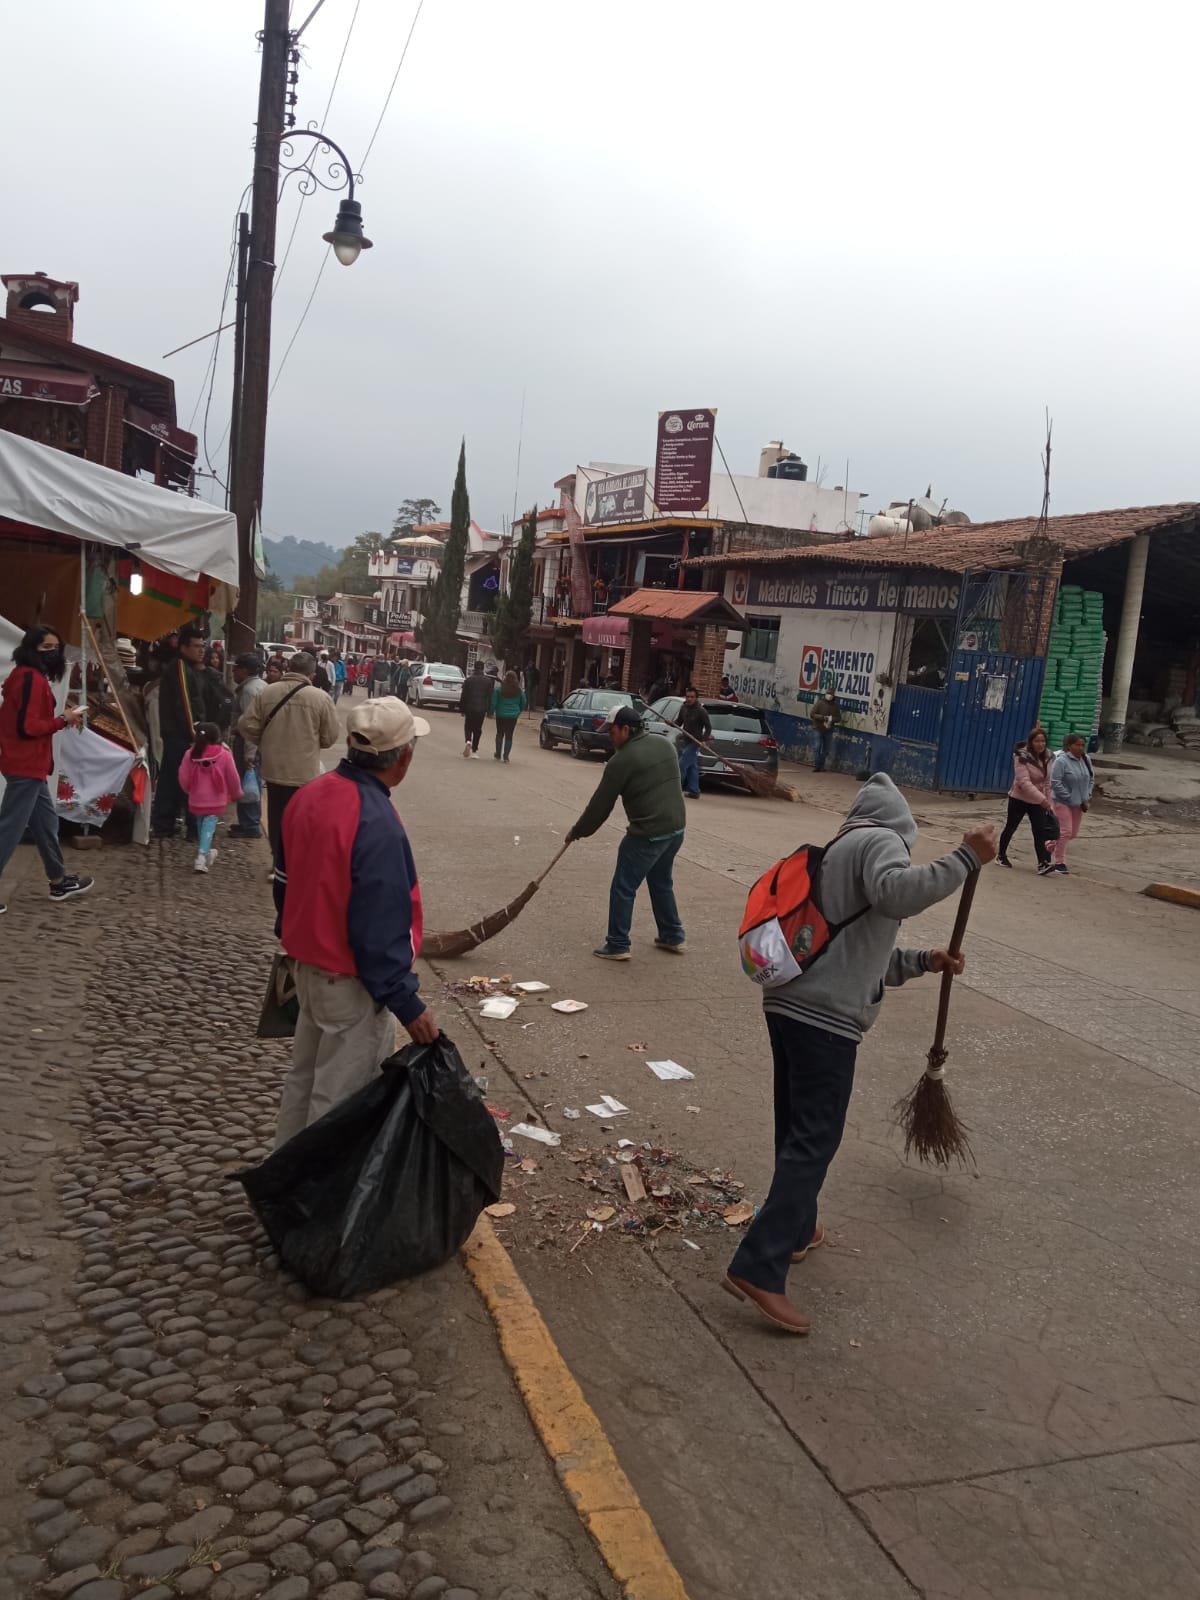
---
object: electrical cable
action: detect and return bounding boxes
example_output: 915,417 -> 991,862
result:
268,0 -> 427,396
274,0 -> 362,298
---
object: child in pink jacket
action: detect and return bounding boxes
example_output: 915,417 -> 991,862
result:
178,722 -> 243,875
997,727 -> 1055,873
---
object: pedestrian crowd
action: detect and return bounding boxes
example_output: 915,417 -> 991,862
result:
0,614 -> 1101,1341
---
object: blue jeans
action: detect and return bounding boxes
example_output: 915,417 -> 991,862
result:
0,776 -> 66,884
812,726 -> 832,772
678,741 -> 701,796
494,717 -> 517,760
728,1015 -> 857,1294
236,765 -> 262,835
605,832 -> 685,953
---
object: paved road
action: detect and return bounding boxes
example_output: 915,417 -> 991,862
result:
407,710 -> 1200,1600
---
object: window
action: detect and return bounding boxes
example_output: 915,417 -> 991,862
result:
708,707 -> 768,734
741,616 -> 780,664
900,616 -> 952,690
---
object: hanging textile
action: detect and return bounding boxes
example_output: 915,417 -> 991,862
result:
52,725 -> 136,828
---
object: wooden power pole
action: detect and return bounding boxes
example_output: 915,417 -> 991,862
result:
228,0 -> 291,657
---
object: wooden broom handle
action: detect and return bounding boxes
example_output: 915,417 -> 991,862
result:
533,839 -> 572,888
930,869 -> 979,1056
642,700 -> 720,760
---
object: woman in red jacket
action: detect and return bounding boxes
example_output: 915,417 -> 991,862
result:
0,624 -> 93,915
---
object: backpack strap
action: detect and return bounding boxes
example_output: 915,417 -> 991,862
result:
260,682 -> 307,739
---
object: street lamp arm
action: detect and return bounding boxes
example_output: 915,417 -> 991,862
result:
279,126 -> 361,202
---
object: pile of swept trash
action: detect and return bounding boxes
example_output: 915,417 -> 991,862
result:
563,1140 -> 754,1244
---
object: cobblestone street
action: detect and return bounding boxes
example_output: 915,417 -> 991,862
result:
0,837 -> 615,1600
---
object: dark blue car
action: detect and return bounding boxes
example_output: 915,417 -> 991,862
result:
539,689 -> 648,759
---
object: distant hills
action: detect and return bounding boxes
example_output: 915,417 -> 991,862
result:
263,535 -> 340,587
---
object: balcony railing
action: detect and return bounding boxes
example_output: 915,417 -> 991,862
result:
531,594 -> 579,623
459,609 -> 490,636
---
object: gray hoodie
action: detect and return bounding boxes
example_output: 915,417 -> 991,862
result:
765,774 -> 980,1042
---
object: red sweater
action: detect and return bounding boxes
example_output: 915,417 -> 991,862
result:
0,666 -> 67,780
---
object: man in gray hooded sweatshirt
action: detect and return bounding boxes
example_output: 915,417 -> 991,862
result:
725,774 -> 997,1333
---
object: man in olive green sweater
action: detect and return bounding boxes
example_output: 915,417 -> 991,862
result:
566,707 -> 687,960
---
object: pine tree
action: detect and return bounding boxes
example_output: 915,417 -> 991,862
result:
490,504 -> 537,667
417,442 -> 469,661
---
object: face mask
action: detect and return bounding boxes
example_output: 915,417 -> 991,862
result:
37,649 -> 65,678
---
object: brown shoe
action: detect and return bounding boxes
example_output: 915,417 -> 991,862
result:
721,1274 -> 810,1335
791,1222 -> 826,1263
654,939 -> 687,954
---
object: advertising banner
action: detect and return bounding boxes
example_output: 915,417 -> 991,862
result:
583,470 -> 647,526
653,408 -> 716,512
724,608 -> 897,730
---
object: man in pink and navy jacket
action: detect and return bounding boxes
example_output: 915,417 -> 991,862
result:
271,696 -> 437,1148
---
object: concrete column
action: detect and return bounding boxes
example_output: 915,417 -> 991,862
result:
1101,534 -> 1150,751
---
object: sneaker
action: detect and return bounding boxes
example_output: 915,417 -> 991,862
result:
493,754 -> 501,762
503,756 -> 510,764
1054,863 -> 1069,875
593,945 -> 631,961
463,742 -> 472,759
654,939 -> 687,954
0,903 -> 6,915
49,874 -> 94,902
194,854 -> 209,874
1037,860 -> 1056,876
997,855 -> 1012,868
470,752 -> 481,760
206,848 -> 219,865
226,827 -> 261,839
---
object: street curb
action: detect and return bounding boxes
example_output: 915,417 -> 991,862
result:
1142,881 -> 1200,909
462,1218 -> 692,1600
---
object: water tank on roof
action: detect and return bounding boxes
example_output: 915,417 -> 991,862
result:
768,457 -> 808,482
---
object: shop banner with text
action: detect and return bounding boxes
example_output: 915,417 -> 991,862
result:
653,408 -> 716,512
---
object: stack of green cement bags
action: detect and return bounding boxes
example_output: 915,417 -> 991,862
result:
1039,586 -> 1105,750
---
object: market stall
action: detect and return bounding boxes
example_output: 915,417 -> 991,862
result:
0,430 -> 238,840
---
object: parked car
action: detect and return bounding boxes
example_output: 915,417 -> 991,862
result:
539,688 -> 649,759
644,697 -> 779,783
410,662 -> 465,710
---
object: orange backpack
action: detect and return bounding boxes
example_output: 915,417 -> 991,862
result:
738,845 -> 867,989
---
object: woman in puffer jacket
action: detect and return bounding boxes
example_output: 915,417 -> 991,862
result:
998,727 -> 1056,874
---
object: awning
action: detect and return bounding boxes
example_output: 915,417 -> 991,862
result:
583,614 -> 675,650
125,400 -> 198,457
0,361 -> 100,407
0,429 -> 237,588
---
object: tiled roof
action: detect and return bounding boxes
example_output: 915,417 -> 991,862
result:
683,504 -> 1200,574
606,588 -> 747,627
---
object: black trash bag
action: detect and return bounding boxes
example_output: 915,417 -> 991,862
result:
237,1033 -> 504,1299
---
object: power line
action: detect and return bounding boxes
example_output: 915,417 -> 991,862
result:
187,190 -> 249,437
274,0 -> 362,298
361,0 -> 426,168
268,0 -> 427,396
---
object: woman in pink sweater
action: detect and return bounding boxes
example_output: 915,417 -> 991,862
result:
178,722 -> 243,875
997,728 -> 1055,874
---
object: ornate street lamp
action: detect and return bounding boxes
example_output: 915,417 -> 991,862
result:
279,127 -> 373,265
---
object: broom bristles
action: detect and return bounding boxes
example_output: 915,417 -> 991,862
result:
894,1050 -> 975,1169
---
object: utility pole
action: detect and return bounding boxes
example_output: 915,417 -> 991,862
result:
228,0 -> 291,657
226,211 -> 250,513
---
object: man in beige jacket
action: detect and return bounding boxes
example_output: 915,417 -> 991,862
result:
237,651 -> 339,874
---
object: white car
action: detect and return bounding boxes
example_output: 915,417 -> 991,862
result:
410,663 -> 465,710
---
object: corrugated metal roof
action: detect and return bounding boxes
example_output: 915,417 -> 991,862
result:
683,504 -> 1199,574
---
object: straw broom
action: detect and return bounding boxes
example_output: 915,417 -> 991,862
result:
422,841 -> 572,959
641,703 -> 799,802
894,869 -> 979,1168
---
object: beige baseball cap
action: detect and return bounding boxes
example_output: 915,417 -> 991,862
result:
346,696 -> 431,753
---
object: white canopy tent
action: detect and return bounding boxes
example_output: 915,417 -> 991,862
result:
0,429 -> 238,589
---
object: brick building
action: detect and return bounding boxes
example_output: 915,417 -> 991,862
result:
0,272 -> 196,491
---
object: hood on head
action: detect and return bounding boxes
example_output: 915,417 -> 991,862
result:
837,772 -> 917,847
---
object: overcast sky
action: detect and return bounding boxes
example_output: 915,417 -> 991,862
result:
8,1 -> 1197,545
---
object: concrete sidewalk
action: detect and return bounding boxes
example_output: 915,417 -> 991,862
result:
410,712 -> 1200,1599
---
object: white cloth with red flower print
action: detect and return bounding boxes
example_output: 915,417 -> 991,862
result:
52,724 -> 135,827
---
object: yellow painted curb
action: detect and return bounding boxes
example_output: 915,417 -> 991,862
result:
1143,881 -> 1200,909
462,1219 -> 691,1600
